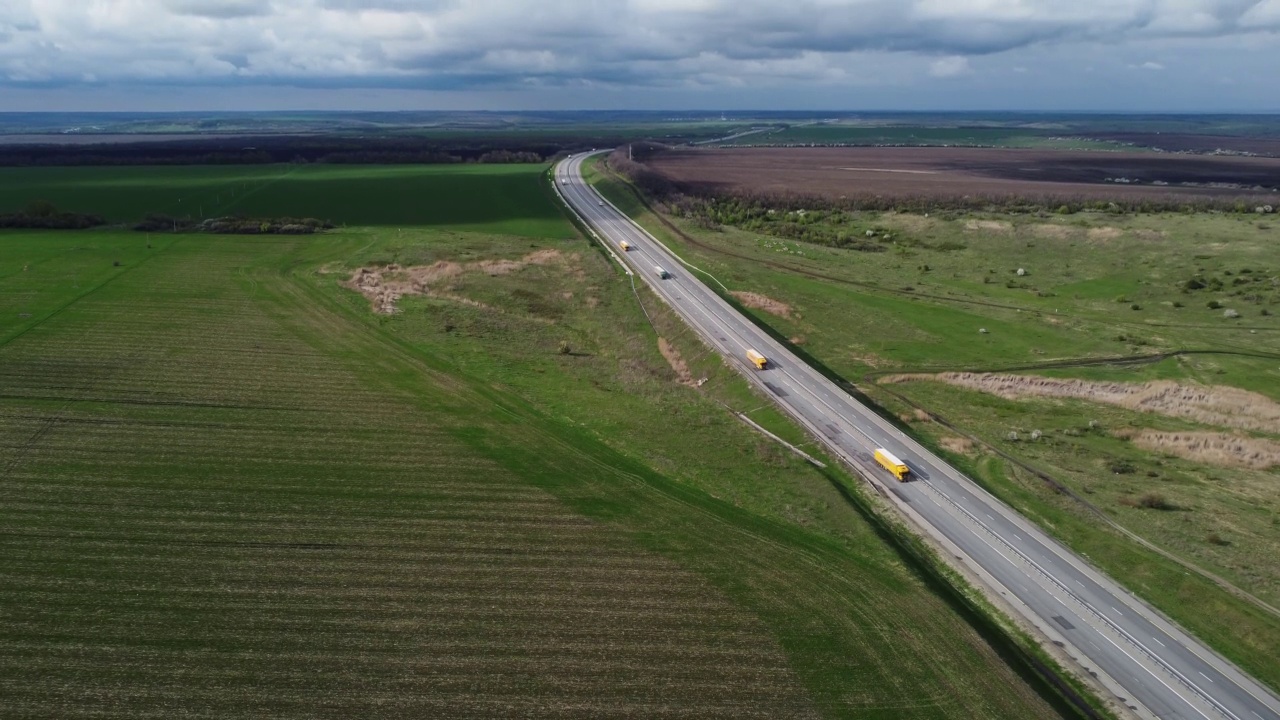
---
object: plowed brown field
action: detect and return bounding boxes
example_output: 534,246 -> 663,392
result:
646,147 -> 1280,202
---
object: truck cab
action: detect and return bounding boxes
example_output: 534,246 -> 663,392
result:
620,240 -> 631,251
746,349 -> 768,369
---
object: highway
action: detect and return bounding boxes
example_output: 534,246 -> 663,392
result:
555,153 -> 1280,720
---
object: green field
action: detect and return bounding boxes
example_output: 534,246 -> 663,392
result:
0,164 -> 571,237
0,165 -> 1083,717
588,157 -> 1280,692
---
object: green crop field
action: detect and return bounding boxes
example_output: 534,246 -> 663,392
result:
0,167 -> 1083,717
0,164 -> 571,237
588,158 -> 1280,693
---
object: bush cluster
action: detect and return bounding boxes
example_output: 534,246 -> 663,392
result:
133,214 -> 333,234
0,200 -> 104,229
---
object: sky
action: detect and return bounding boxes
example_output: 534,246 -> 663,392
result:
1,0 -> 1278,112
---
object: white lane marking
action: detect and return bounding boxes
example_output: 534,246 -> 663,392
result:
1199,672 -> 1214,683
1154,637 -> 1165,647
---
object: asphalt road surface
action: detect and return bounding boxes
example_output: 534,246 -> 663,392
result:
555,152 -> 1280,720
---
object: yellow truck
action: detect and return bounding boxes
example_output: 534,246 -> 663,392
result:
619,240 -> 631,251
874,448 -> 910,481
746,348 -> 768,370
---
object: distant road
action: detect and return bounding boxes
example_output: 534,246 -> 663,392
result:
556,152 -> 1280,720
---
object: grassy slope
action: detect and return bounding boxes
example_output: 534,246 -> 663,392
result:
0,164 -> 571,237
0,180 -> 1071,716
586,158 -> 1280,692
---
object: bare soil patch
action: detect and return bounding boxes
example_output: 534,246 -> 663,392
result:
347,250 -> 568,314
921,372 -> 1280,435
964,220 -> 1012,234
1115,429 -> 1280,470
731,291 -> 793,318
1030,224 -> 1078,240
941,436 -> 976,455
1087,226 -> 1124,242
657,337 -> 696,386
646,147 -> 1280,202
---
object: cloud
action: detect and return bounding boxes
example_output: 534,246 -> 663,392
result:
0,0 -> 1277,102
929,56 -> 972,78
162,0 -> 273,18
1139,60 -> 1166,69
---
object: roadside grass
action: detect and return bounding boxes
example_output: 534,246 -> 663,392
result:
0,221 -> 1077,718
0,163 -> 571,236
587,158 -> 1280,692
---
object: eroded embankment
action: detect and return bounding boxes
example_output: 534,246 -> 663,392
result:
1114,429 -> 1280,470
881,372 -> 1280,435
730,291 -> 793,319
347,249 -> 567,314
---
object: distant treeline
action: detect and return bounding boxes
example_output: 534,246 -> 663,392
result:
0,200 -> 104,229
0,135 -> 612,167
136,214 -> 334,234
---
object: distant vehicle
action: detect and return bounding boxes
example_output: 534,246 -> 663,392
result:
598,200 -> 604,206
561,178 -> 567,184
746,348 -> 767,370
874,448 -> 910,482
619,240 -> 631,251
655,266 -> 670,279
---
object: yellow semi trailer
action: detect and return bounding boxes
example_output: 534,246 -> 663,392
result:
874,448 -> 910,481
746,348 -> 768,369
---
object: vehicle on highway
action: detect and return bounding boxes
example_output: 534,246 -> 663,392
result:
598,200 -> 604,206
619,240 -> 631,251
746,348 -> 768,370
874,448 -> 910,481
561,178 -> 568,184
654,266 -> 670,279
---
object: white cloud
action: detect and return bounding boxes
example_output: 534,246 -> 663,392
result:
929,56 -> 972,77
1140,60 -> 1165,69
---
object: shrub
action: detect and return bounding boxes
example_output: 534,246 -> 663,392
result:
1207,300 -> 1223,309
1137,493 -> 1176,510
1109,459 -> 1136,474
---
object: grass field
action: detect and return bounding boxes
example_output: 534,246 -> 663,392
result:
587,157 -> 1280,692
0,169 -> 1080,717
0,164 -> 571,237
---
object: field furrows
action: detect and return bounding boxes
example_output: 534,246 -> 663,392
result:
0,237 -> 819,718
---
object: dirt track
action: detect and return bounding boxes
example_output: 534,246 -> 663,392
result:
647,147 -> 1280,202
